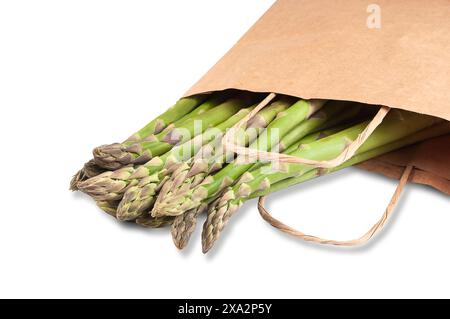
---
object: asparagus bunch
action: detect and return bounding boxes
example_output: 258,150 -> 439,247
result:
201,110 -> 443,252
79,95 -> 291,220
152,98 -> 328,217
78,102 -> 256,219
113,97 -> 298,220
116,97 -> 296,220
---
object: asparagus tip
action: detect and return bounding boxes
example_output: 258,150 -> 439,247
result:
201,194 -> 243,254
116,182 -> 159,221
70,160 -> 106,191
69,169 -> 84,191
171,206 -> 206,250
93,143 -> 136,170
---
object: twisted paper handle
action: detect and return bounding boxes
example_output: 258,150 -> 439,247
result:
222,93 -> 391,168
258,165 -> 414,246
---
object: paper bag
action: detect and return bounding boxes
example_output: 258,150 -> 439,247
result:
185,0 -> 450,194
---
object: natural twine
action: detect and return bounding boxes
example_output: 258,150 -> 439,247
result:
258,165 -> 413,246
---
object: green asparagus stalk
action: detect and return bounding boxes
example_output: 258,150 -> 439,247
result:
201,110 -> 442,253
282,124 -> 353,154
277,102 -> 356,152
129,95 -> 227,145
93,98 -> 248,170
128,95 -> 208,141
78,104 -> 256,204
151,95 -> 226,137
170,122 -> 356,250
152,99 -> 327,217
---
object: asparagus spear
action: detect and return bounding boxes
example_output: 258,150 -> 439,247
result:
171,205 -> 209,249
150,95 -> 226,137
129,95 -> 208,141
170,122 -> 357,250
202,110 -> 442,252
93,98 -> 249,170
152,99 -> 327,217
78,104 -> 256,204
114,98 -> 292,220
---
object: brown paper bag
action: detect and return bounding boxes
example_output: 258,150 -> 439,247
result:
184,0 -> 449,245
186,0 -> 449,193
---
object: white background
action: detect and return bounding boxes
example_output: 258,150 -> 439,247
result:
0,0 -> 448,299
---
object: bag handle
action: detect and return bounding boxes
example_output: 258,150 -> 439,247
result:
222,93 -> 391,168
257,165 -> 414,246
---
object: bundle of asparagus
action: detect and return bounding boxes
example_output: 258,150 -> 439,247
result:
72,90 -> 449,253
